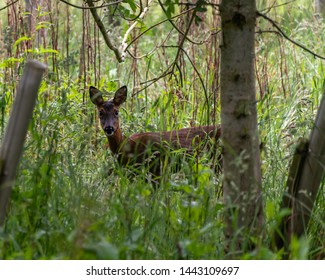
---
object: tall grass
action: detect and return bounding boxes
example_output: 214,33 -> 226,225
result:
0,0 -> 324,259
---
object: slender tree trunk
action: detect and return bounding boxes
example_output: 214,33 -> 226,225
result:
25,0 -> 48,48
220,0 -> 263,254
315,0 -> 325,17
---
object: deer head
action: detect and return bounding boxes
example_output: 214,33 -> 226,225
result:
89,86 -> 127,137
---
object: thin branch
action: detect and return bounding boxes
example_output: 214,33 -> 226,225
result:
133,70 -> 173,96
256,29 -> 283,36
164,45 -> 207,99
0,0 -> 19,12
85,0 -> 123,62
259,0 -> 296,14
179,1 -> 219,7
133,43 -> 208,98
157,0 -> 203,45
120,0 -> 153,60
127,27 -> 174,59
60,0 -> 124,10
257,11 -> 325,60
126,6 -> 197,51
164,45 -> 211,129
131,5 -> 208,96
130,2 -> 198,86
170,9 -> 196,75
130,9 -> 198,88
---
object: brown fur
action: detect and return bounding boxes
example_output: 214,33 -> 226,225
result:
90,86 -> 221,177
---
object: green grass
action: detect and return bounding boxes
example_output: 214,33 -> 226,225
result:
0,0 -> 324,259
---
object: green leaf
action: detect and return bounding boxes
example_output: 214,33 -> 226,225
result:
26,48 -> 59,55
83,240 -> 119,260
165,0 -> 178,18
0,57 -> 24,68
13,36 -> 31,48
124,0 -> 137,12
196,0 -> 207,12
194,15 -> 203,25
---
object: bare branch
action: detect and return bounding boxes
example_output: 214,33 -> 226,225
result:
164,45 -> 207,96
127,28 -> 174,59
120,0 -> 153,60
257,11 -> 325,60
85,0 -> 123,62
126,6 -> 196,52
60,0 -> 124,10
179,1 -> 219,7
259,0 -> 296,14
134,69 -> 173,96
157,0 -> 203,45
0,0 -> 19,12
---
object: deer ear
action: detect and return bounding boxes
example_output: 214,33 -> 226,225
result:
89,86 -> 104,106
113,86 -> 127,106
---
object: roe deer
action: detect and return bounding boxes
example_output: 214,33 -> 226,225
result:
89,86 -> 221,179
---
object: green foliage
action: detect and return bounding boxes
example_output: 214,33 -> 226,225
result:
0,0 -> 324,260
124,0 -> 137,13
164,0 -> 179,18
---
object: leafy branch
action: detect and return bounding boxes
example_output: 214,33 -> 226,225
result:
83,0 -> 153,62
85,0 -> 123,62
257,11 -> 325,60
120,0 -> 154,61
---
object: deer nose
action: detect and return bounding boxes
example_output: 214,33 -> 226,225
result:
104,126 -> 115,136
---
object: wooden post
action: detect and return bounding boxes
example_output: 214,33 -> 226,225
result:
292,90 -> 325,234
275,89 -> 325,252
0,60 -> 47,227
315,0 -> 325,18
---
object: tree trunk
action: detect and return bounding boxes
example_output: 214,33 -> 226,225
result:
25,0 -> 48,47
220,0 -> 263,254
315,0 -> 325,17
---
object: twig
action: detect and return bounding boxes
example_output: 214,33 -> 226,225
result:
133,69 -> 173,96
126,6 -> 197,51
120,0 -> 153,61
170,9 -> 196,75
259,0 -> 296,14
257,11 -> 325,60
164,45 -> 207,100
179,1 -> 219,7
127,27 -> 174,59
0,0 -> 19,12
60,0 -> 124,10
157,0 -> 203,45
85,0 -> 123,62
133,43 -> 208,99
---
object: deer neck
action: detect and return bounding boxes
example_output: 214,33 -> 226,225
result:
107,127 -> 126,155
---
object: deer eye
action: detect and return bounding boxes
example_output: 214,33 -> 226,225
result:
99,110 -> 104,118
114,110 -> 119,117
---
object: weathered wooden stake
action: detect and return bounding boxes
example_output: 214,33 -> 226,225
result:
275,89 -> 325,252
0,60 -> 47,227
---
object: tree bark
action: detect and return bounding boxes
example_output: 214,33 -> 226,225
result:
25,0 -> 48,47
220,0 -> 263,254
315,0 -> 325,17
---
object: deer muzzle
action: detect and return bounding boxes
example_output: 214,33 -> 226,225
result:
104,126 -> 115,136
